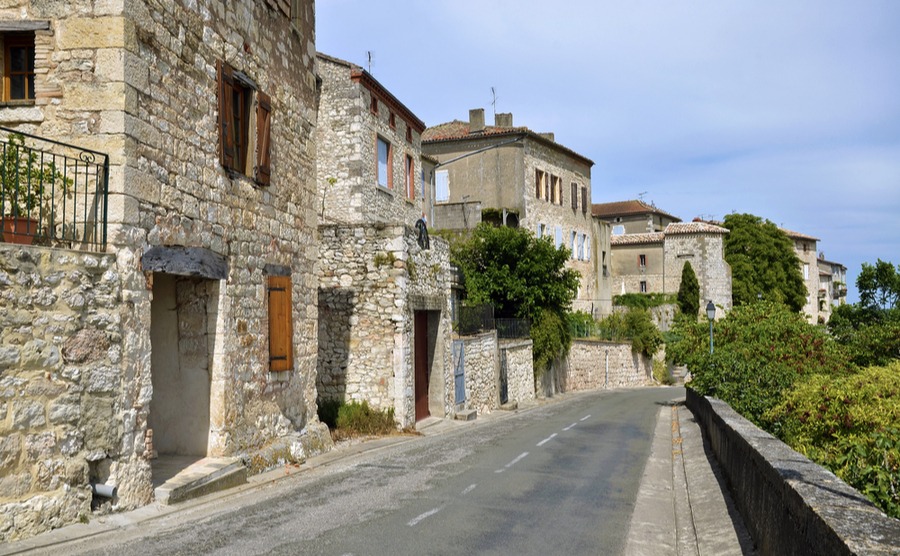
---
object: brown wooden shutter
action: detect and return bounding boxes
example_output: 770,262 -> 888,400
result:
217,61 -> 236,170
267,275 -> 293,372
256,90 -> 272,185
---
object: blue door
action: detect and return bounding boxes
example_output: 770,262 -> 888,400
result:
453,340 -> 465,405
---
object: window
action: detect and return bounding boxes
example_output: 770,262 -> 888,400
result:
581,187 -> 588,214
639,254 -> 646,268
577,234 -> 584,260
554,226 -> 562,248
370,94 -> 378,114
435,169 -> 449,202
584,234 -> 591,261
389,112 -> 396,129
570,231 -> 576,258
803,263 -> 809,280
406,125 -> 412,143
612,225 -> 625,235
535,169 -> 546,200
405,154 -> 414,200
267,275 -> 293,372
640,281 -> 648,293
376,136 -> 392,188
217,61 -> 271,184
571,183 -> 578,210
550,175 -> 560,204
3,33 -> 35,102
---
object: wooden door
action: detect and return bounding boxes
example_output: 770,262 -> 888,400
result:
414,311 -> 430,421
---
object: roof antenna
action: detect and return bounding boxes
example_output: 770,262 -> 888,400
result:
491,87 -> 498,119
367,50 -> 373,74
637,191 -> 647,202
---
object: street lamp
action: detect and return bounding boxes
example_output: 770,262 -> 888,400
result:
706,300 -> 716,354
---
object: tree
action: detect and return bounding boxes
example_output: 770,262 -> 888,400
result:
452,223 -> 580,373
723,213 -> 806,312
676,261 -> 700,317
857,259 -> 900,310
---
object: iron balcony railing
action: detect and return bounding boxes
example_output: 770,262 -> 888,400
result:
0,127 -> 109,250
495,318 -> 531,339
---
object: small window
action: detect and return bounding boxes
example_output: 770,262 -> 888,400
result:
554,226 -> 562,248
3,33 -> 35,102
370,95 -> 378,114
406,125 -> 412,143
639,254 -> 647,268
535,169 -> 546,200
584,234 -> 591,261
389,112 -> 396,129
570,231 -> 576,258
405,154 -> 414,200
640,281 -> 648,293
376,136 -> 392,188
435,169 -> 449,202
577,234 -> 584,260
268,275 -> 294,372
217,61 -> 271,185
612,225 -> 625,235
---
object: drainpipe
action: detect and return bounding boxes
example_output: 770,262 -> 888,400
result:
91,482 -> 117,498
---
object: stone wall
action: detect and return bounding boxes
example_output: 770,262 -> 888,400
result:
455,332 -> 499,416
500,339 -> 534,405
610,241 -> 665,296
562,340 -> 652,391
663,231 -> 731,318
0,245 -> 124,541
317,224 -> 452,427
687,389 -> 900,555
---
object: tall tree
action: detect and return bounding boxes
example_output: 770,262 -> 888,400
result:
723,213 -> 806,312
676,261 -> 700,317
857,259 -> 900,310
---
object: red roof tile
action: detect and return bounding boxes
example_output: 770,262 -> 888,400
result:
592,199 -> 680,222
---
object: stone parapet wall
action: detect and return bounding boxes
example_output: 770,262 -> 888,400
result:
686,389 -> 900,555
456,332 -> 499,416
563,340 -> 652,391
0,245 -> 124,541
499,339 -> 534,405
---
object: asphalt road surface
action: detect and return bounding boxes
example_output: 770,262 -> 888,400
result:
65,387 -> 684,556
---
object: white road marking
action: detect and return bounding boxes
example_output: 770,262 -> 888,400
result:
580,414 -> 591,421
461,484 -> 477,495
495,451 -> 530,474
563,422 -> 577,431
408,506 -> 443,527
537,433 -> 557,447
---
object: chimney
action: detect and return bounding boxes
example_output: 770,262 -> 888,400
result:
539,132 -> 555,142
495,112 -> 513,127
469,108 -> 485,133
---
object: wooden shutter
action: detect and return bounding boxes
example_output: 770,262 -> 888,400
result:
217,61 -> 236,170
267,275 -> 293,372
256,90 -> 272,185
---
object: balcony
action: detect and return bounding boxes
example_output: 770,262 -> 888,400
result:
0,127 -> 108,250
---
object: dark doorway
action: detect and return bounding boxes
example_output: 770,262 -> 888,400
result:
414,310 -> 430,421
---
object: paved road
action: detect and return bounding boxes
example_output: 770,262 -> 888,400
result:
60,388 -> 684,556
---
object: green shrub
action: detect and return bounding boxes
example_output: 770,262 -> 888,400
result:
532,308 -> 570,377
592,308 -> 663,358
336,400 -> 396,437
567,310 -> 597,338
653,359 -> 673,385
767,362 -> 900,518
613,292 -> 676,310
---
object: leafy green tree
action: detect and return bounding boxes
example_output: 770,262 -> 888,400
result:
723,213 -> 806,312
452,223 -> 580,373
676,261 -> 700,317
857,259 -> 900,310
827,303 -> 900,367
668,301 -> 852,429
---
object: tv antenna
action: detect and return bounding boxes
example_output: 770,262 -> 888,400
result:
637,191 -> 647,202
491,87 -> 499,118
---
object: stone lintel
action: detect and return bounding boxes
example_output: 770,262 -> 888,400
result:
263,264 -> 290,277
409,295 -> 442,311
141,246 -> 228,280
0,21 -> 51,32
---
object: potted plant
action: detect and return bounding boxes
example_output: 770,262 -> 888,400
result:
1,133 -> 50,244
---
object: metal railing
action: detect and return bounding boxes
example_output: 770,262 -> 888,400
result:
0,127 -> 109,250
496,318 -> 530,339
456,304 -> 494,336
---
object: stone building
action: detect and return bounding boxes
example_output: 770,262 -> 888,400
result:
422,109 -> 606,316
315,53 -> 454,426
817,254 -> 848,321
0,0 -> 330,541
606,220 -> 732,319
592,199 -> 681,236
783,228 -> 821,323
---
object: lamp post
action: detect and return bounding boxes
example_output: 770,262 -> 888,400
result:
706,300 -> 716,354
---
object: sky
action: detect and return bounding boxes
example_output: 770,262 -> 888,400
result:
316,1 -> 900,303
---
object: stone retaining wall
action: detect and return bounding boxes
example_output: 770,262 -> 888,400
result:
687,389 -> 900,555
563,340 -> 652,391
456,332 -> 499,416
0,245 -> 124,541
500,339 -> 533,406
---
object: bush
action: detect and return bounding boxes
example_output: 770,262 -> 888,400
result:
532,308 -> 570,376
653,359 -> 673,385
767,362 -> 900,518
336,401 -> 396,437
567,310 -> 597,338
592,308 -> 663,358
669,301 -> 852,429
613,292 -> 675,310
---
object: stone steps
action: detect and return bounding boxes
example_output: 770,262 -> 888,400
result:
153,457 -> 247,505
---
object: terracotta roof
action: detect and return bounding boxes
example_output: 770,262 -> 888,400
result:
592,199 -> 680,222
610,232 -> 665,246
664,222 -> 729,235
780,227 -> 819,242
422,120 -> 594,167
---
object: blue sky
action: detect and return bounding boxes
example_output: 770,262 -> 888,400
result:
317,1 -> 900,303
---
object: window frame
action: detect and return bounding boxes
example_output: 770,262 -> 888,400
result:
405,154 -> 414,200
217,61 -> 271,185
571,182 -> 578,210
640,281 -> 648,293
3,33 -> 35,102
639,254 -> 647,268
376,135 -> 393,189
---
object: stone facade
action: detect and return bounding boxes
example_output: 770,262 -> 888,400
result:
609,234 -> 665,297
563,340 -> 653,391
317,224 -> 453,427
422,109 -> 605,316
455,332 -> 499,417
784,229 -> 821,324
593,199 -> 681,235
0,0 -> 330,540
316,53 -> 427,228
0,245 -> 123,540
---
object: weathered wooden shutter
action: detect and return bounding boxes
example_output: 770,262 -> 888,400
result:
267,275 -> 293,372
256,91 -> 272,185
217,61 -> 236,170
